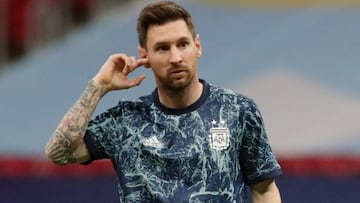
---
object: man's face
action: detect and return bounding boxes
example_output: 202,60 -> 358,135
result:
139,19 -> 202,90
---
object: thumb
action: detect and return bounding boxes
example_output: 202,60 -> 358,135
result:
125,75 -> 146,88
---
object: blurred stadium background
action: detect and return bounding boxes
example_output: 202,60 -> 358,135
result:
1,0 -> 360,202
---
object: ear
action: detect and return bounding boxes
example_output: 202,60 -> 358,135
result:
138,46 -> 147,58
195,34 -> 202,57
138,46 -> 151,68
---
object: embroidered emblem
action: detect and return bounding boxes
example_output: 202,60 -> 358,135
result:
209,120 -> 230,150
143,136 -> 163,148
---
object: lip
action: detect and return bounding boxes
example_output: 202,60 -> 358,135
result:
169,69 -> 187,77
170,69 -> 185,74
169,67 -> 187,74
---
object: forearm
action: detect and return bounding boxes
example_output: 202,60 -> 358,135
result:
252,190 -> 281,203
45,80 -> 106,165
251,180 -> 281,203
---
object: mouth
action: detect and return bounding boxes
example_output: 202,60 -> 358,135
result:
169,69 -> 187,76
171,69 -> 185,74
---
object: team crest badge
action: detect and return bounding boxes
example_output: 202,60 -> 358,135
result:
209,120 -> 230,150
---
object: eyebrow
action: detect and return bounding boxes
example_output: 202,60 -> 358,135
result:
152,36 -> 190,48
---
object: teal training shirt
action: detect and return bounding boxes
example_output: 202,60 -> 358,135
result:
84,79 -> 282,203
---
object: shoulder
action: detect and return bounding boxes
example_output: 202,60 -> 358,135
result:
208,83 -> 257,109
115,93 -> 154,113
94,94 -> 154,120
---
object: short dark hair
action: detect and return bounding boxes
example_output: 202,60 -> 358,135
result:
137,1 -> 196,48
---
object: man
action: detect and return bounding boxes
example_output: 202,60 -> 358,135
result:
45,1 -> 282,202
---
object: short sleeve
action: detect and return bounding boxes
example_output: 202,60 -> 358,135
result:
239,99 -> 282,185
83,105 -> 123,163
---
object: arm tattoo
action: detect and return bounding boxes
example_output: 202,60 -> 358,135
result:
45,130 -> 78,165
45,80 -> 105,164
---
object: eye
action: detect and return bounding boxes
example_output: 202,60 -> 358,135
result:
178,41 -> 189,48
156,45 -> 169,52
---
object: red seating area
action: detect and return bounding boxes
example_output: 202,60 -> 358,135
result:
0,0 -> 126,66
5,0 -> 33,59
1,155 -> 360,178
1,0 -> 92,61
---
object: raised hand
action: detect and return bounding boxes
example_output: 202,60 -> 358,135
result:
92,53 -> 149,93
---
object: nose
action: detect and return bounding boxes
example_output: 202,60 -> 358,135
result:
169,47 -> 183,65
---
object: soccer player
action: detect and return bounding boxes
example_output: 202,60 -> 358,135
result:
45,1 -> 282,202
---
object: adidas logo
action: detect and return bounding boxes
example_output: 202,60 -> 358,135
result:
143,136 -> 163,148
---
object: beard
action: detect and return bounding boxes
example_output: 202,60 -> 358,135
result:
157,69 -> 195,91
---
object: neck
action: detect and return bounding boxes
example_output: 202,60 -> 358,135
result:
157,78 -> 203,109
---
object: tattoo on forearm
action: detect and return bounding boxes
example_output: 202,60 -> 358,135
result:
46,80 -> 103,164
45,130 -> 78,165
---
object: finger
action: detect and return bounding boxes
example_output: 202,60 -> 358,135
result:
137,58 -> 150,68
126,75 -> 146,88
124,56 -> 138,74
122,63 -> 129,74
122,55 -> 138,74
129,56 -> 137,67
110,54 -> 127,67
107,53 -> 128,74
